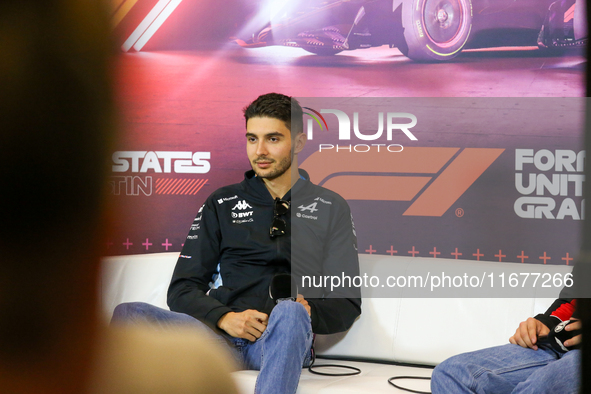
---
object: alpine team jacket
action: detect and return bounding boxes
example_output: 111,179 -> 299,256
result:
167,169 -> 362,335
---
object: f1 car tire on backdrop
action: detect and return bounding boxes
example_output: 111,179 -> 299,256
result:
401,0 -> 472,61
303,47 -> 344,56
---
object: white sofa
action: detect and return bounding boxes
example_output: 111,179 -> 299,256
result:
101,253 -> 571,393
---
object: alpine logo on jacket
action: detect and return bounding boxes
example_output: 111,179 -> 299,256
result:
296,197 -> 332,220
297,201 -> 320,220
298,202 -> 318,213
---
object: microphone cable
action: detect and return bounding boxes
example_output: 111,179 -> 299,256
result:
387,376 -> 431,393
307,346 -> 361,376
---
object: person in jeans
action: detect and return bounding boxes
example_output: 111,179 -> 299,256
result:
431,285 -> 581,394
113,93 -> 361,394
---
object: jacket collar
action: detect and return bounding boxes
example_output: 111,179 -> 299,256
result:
243,169 -> 311,202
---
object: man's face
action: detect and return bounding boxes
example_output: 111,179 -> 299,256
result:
246,117 -> 293,181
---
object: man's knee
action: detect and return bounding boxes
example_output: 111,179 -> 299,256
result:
271,301 -> 309,321
431,354 -> 474,393
433,355 -> 463,380
269,301 -> 311,334
263,301 -> 312,362
111,302 -> 151,323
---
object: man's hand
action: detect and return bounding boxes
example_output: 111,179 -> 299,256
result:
564,319 -> 582,348
509,317 -> 550,350
296,294 -> 311,316
217,310 -> 268,341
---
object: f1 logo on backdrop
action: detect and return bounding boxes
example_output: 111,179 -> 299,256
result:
300,147 -> 504,216
108,151 -> 210,196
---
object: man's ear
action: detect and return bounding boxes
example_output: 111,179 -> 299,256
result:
293,132 -> 307,154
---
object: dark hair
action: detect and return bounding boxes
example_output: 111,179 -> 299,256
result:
243,93 -> 303,136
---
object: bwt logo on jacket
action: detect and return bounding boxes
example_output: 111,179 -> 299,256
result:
303,108 -> 417,153
112,151 -> 211,174
232,211 -> 253,219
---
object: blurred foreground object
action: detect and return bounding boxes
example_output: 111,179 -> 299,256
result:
89,326 -> 238,394
0,1 -> 237,393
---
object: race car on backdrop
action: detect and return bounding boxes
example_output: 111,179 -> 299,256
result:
235,0 -> 587,61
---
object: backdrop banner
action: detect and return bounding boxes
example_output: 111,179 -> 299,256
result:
106,97 -> 584,267
294,97 -> 584,266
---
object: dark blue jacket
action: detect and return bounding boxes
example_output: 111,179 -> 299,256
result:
168,169 -> 361,335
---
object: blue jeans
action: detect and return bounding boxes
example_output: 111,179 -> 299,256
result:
112,301 -> 313,394
431,343 -> 581,394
